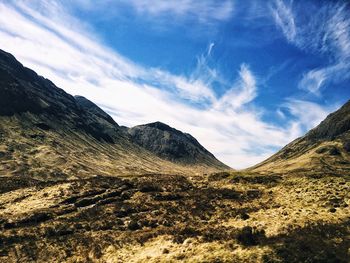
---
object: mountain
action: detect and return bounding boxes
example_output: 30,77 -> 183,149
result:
128,122 -> 229,169
251,100 -> 350,173
0,49 -> 349,263
0,49 -> 228,179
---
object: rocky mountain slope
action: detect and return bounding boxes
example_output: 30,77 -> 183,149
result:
128,122 -> 228,169
251,101 -> 350,174
0,49 -> 228,179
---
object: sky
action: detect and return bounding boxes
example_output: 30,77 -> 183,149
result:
0,0 -> 349,168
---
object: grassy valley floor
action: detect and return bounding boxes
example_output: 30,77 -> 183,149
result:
0,170 -> 349,262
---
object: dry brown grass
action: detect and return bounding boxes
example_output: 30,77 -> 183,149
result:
0,170 -> 349,262
0,115 -> 225,180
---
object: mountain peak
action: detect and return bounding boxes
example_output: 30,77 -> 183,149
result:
144,121 -> 173,131
128,122 -> 228,169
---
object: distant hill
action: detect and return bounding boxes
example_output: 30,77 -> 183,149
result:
251,100 -> 350,174
128,122 -> 229,169
0,49 -> 229,179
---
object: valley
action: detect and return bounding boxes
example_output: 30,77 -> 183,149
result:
0,170 -> 349,262
0,49 -> 349,262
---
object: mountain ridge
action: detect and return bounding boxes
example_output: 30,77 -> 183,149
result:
0,49 -> 229,179
250,100 -> 350,173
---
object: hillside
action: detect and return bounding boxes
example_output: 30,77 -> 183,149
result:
250,101 -> 350,174
0,49 -> 228,179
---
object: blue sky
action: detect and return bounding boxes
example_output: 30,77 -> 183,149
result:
0,0 -> 349,168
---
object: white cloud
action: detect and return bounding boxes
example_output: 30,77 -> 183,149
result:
324,5 -> 350,60
270,0 -> 296,42
215,64 -> 257,111
283,99 -> 338,132
270,0 -> 350,95
276,108 -> 286,119
69,0 -> 234,25
121,0 -> 234,23
298,63 -> 350,95
147,69 -> 217,103
298,69 -> 327,96
207,42 -> 215,56
0,1 -> 335,169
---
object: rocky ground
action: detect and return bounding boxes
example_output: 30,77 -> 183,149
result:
0,170 -> 349,263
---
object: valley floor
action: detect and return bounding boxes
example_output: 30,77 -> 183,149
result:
0,170 -> 349,262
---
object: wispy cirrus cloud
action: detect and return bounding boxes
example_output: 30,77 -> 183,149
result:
282,99 -> 337,132
298,69 -> 327,96
298,63 -> 350,96
72,0 -> 234,25
271,0 -> 350,58
270,0 -> 296,42
125,0 -> 234,23
271,0 -> 350,95
0,0 -> 334,168
207,43 -> 215,56
215,64 -> 257,111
